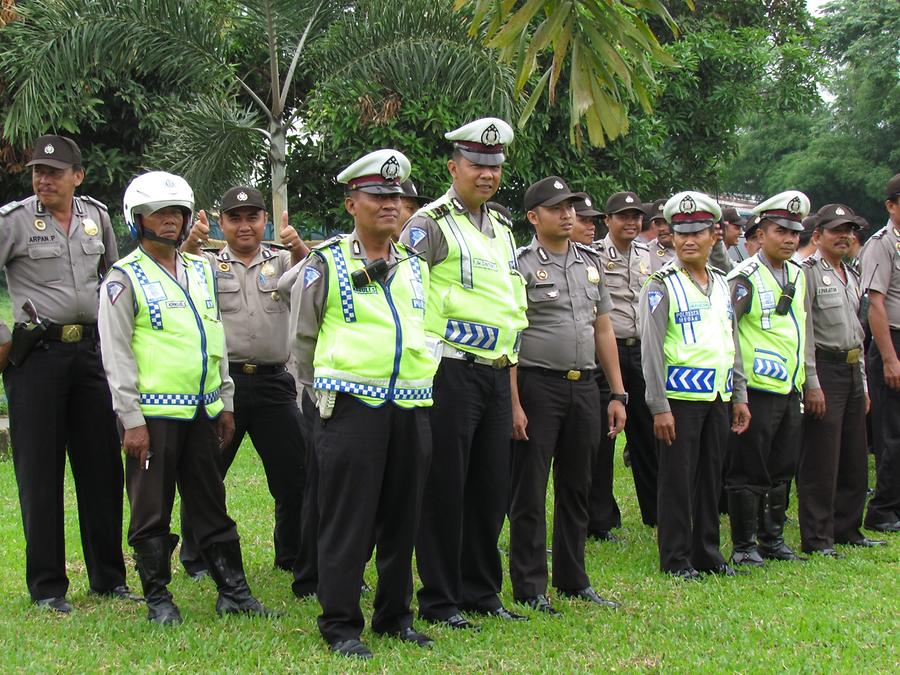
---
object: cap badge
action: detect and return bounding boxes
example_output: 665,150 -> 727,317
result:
481,124 -> 500,146
835,207 -> 845,216
380,156 -> 400,180
83,218 -> 99,237
165,178 -> 175,188
822,275 -> 832,286
44,144 -> 55,155
237,191 -> 248,202
585,198 -> 592,207
679,195 -> 696,214
34,218 -> 46,231
658,203 -> 664,212
587,266 -> 600,284
787,196 -> 802,213
536,268 -> 548,280
553,181 -> 564,190
625,195 -> 634,204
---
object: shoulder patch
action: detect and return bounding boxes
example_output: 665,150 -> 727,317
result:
734,284 -> 750,302
106,281 -> 126,305
408,226 -> 428,248
79,195 -> 108,212
647,289 -> 664,314
303,266 -> 322,288
487,207 -> 512,228
0,200 -> 22,217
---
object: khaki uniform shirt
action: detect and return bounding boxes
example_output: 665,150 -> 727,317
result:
516,238 -> 613,371
593,235 -> 650,339
0,195 -> 118,342
801,251 -> 866,389
709,240 -> 735,273
289,232 -> 401,395
648,238 -> 675,273
98,253 -> 234,429
860,224 -> 900,328
206,245 -> 293,364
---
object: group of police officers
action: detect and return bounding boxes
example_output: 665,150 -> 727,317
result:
1,121 -> 897,659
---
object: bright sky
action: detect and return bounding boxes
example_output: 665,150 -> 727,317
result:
807,0 -> 829,16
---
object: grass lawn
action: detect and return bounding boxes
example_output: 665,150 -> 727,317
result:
0,431 -> 896,673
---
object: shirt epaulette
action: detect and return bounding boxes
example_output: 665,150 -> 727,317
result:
591,239 -> 605,251
801,256 -> 818,268
488,207 -> 513,228
312,234 -> 345,250
650,265 -> 678,282
0,200 -> 22,217
709,265 -> 728,277
265,242 -> 289,251
515,244 -> 530,259
868,226 -> 888,240
633,239 -> 650,250
573,241 -> 600,259
727,260 -> 759,281
786,257 -> 802,269
79,195 -> 108,212
425,203 -> 450,220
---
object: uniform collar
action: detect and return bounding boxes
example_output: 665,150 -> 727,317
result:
529,237 -> 582,267
348,229 -> 399,261
219,244 -> 268,267
447,186 -> 487,218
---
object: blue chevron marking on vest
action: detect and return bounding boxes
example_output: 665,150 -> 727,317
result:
665,366 -> 716,393
444,319 -> 499,350
331,246 -> 356,323
129,262 -> 164,330
753,358 -> 788,381
313,377 -> 431,401
726,368 -> 734,392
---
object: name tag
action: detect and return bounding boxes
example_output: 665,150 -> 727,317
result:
816,286 -> 839,296
758,290 -> 776,310
355,286 -> 378,295
473,258 -> 499,272
165,300 -> 186,309
674,309 -> 701,324
144,282 -> 167,302
689,300 -> 710,310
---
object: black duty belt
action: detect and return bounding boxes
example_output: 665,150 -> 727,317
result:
229,363 -> 287,376
44,323 -> 97,343
520,366 -> 594,381
815,348 -> 862,365
616,337 -> 640,347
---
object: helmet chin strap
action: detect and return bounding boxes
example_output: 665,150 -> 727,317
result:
140,227 -> 180,247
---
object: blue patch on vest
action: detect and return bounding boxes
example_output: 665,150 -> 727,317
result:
444,319 -> 499,350
666,366 -> 716,393
674,309 -> 701,324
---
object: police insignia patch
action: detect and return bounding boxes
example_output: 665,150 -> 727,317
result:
304,267 -> 321,288
44,144 -> 55,155
787,196 -> 802,213
648,290 -> 663,313
409,227 -> 427,248
679,195 -> 696,214
83,218 -> 99,237
481,124 -> 500,145
380,156 -> 400,180
587,266 -> 600,284
735,284 -> 749,301
106,281 -> 125,305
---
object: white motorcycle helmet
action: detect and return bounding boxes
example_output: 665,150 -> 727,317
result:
123,171 -> 194,244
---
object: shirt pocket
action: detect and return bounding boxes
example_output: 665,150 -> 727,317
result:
257,274 -> 287,314
216,277 -> 242,314
81,239 -> 106,279
27,243 -> 63,282
815,292 -> 844,325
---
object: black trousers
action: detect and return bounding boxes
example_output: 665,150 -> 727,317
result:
4,340 -> 126,601
657,398 -> 728,573
509,370 -> 601,598
127,414 -> 238,549
798,359 -> 868,550
292,389 -> 320,597
865,330 -> 900,526
315,395 -> 431,643
181,369 -> 305,570
590,342 -> 657,526
416,358 -> 512,618
726,389 -> 802,493
587,370 -> 622,533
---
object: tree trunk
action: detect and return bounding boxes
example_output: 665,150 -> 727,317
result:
269,116 -> 288,243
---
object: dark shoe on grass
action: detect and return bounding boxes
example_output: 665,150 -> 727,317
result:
331,638 -> 373,659
421,613 -> 480,631
517,594 -> 561,616
558,586 -> 620,608
35,596 -> 72,614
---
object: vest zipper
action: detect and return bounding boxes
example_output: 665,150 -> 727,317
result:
379,279 -> 402,401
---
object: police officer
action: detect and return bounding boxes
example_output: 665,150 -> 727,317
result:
509,177 -> 626,614
589,192 -> 658,528
861,173 -> 900,533
571,195 -> 601,245
646,199 -> 675,272
0,134 -> 131,612
98,171 -> 272,624
178,186 -> 307,576
291,150 -> 437,658
798,204 -> 885,555
726,190 -> 815,565
400,118 -> 529,628
640,192 -> 750,579
721,207 -> 747,264
398,178 -> 432,234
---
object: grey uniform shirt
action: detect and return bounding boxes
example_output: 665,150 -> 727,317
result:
860,223 -> 900,328
709,240 -> 734,273
399,186 -> 500,267
648,238 -> 676,273
639,262 -> 744,415
728,252 -> 815,403
593,235 -> 650,339
206,245 -> 293,364
289,232 -> 401,397
516,238 -> 613,371
0,194 -> 118,341
802,251 -> 866,389
98,253 -> 234,429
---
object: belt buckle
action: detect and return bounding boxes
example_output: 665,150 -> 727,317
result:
846,348 -> 860,365
242,364 -> 258,375
566,370 -> 582,381
492,355 -> 510,369
61,324 -> 82,343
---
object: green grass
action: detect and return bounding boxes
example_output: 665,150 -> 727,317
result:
0,435 -> 896,672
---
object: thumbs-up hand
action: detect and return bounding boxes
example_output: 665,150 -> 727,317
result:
279,211 -> 309,262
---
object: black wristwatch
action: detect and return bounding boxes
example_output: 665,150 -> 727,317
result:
610,392 -> 629,405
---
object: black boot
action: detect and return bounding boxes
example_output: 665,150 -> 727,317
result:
758,483 -> 804,561
202,540 -> 276,617
133,535 -> 182,625
728,490 -> 765,567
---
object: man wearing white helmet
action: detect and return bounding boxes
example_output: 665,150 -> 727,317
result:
400,117 -> 529,629
725,190 -> 815,566
98,171 -> 273,625
640,191 -> 750,578
290,150 -> 438,658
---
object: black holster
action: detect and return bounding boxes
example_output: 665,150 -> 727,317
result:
8,322 -> 48,367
